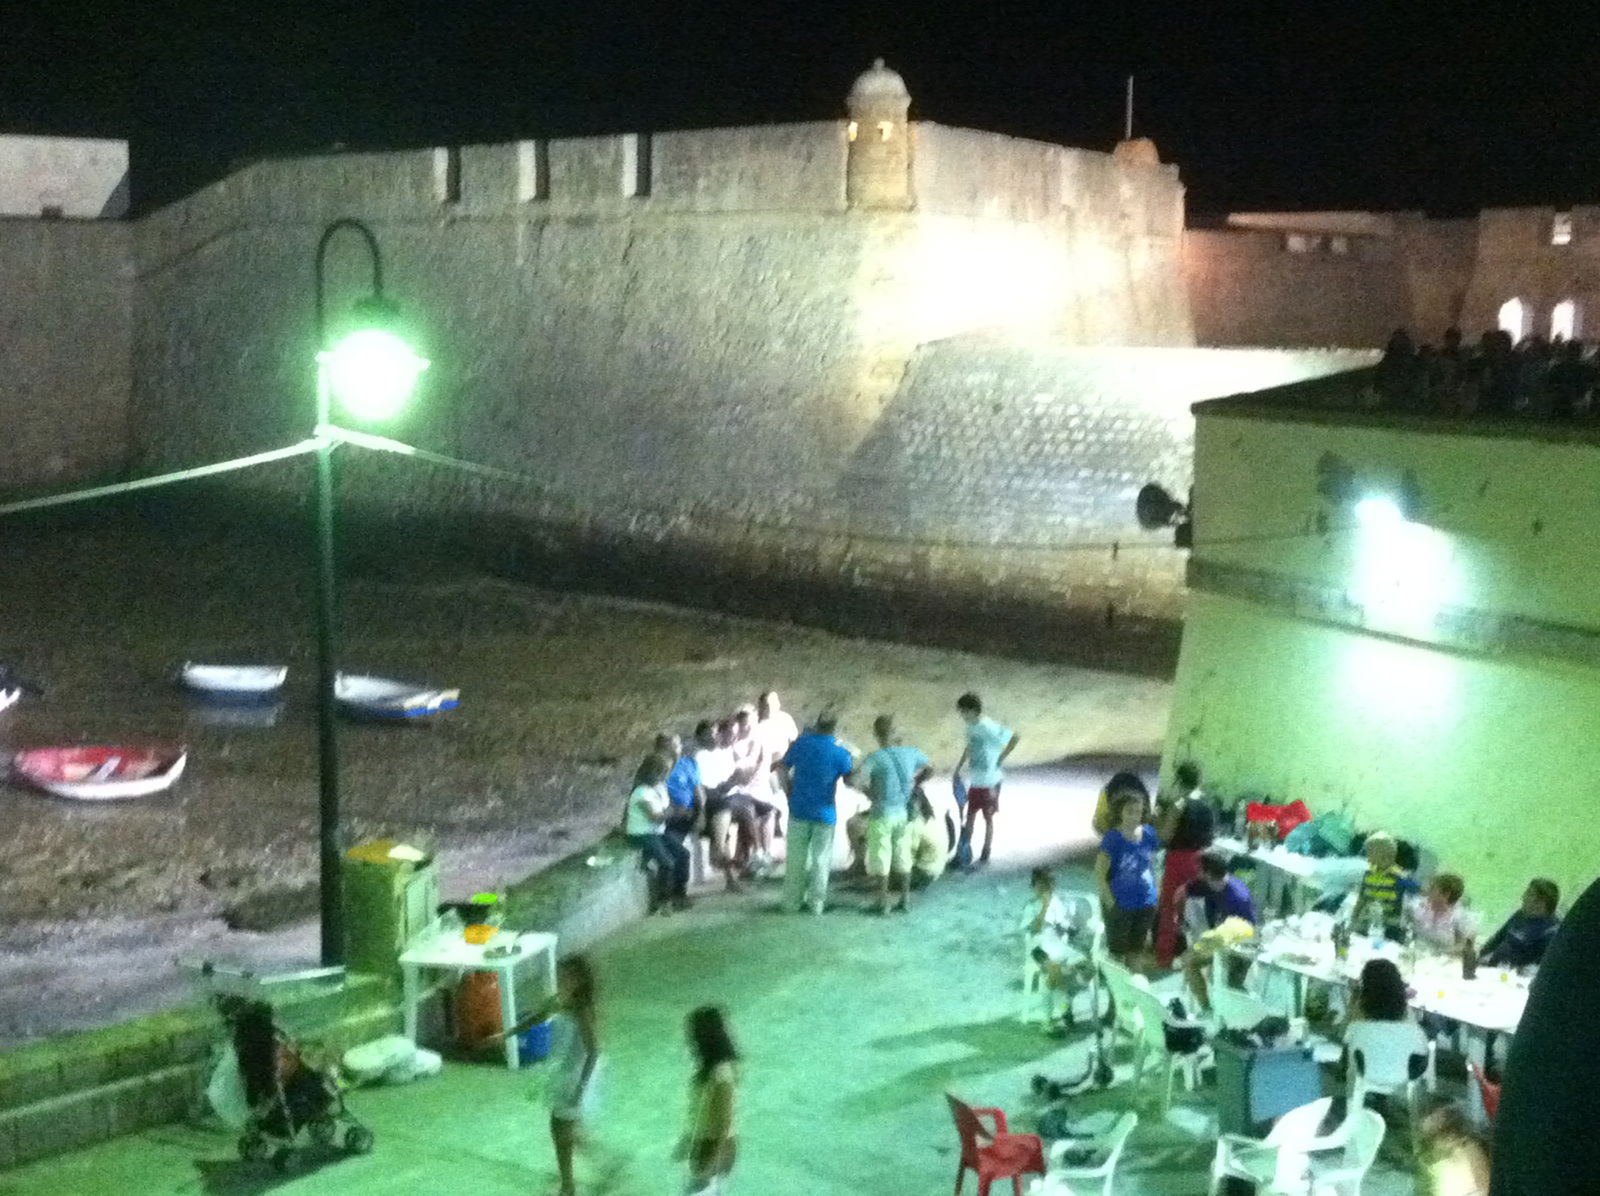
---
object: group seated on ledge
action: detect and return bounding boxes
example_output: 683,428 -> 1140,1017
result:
1371,325 -> 1599,419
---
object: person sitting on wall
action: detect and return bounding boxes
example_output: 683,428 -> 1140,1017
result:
1180,849 -> 1258,1012
1480,878 -> 1561,970
755,690 -> 799,766
654,732 -> 703,844
624,752 -> 691,912
1349,831 -> 1418,936
690,720 -> 765,887
1407,872 -> 1479,956
729,704 -> 784,859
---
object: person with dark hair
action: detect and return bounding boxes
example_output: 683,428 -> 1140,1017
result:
1408,872 -> 1478,955
907,787 -> 947,886
1491,877 -> 1599,1195
625,752 -> 692,911
851,713 -> 933,914
503,956 -> 603,1196
691,720 -> 767,885
1351,957 -> 1410,1022
1180,849 -> 1257,1011
953,692 -> 1019,867
1343,957 -> 1429,1109
677,1006 -> 740,1195
1096,792 -> 1158,965
1153,760 -> 1216,969
1091,770 -> 1150,835
654,732 -> 704,846
1480,879 -> 1561,970
777,712 -> 855,914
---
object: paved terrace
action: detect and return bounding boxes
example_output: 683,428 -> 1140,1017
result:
0,760 -> 1418,1195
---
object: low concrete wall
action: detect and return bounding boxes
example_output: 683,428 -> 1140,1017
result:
0,834 -> 649,1169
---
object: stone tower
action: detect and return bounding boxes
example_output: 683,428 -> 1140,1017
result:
845,58 -> 912,210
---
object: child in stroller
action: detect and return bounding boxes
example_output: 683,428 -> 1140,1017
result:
215,995 -> 375,1172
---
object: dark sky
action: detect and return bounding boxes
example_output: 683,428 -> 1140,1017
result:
4,2 -> 1599,216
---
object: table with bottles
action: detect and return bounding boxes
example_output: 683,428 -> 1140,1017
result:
1229,912 -> 1531,1035
1213,836 -> 1370,918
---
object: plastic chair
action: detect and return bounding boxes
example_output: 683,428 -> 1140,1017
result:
945,1093 -> 1046,1196
1127,984 -> 1212,1112
1469,1060 -> 1500,1121
1096,958 -> 1146,1056
1209,1096 -> 1334,1195
1344,1021 -> 1436,1125
1303,1107 -> 1385,1196
1213,983 -> 1279,1033
1023,895 -> 1102,1024
1044,1110 -> 1138,1196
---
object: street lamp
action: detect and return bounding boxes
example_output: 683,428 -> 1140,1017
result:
312,219 -> 430,965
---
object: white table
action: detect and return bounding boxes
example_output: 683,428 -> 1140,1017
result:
399,926 -> 559,1068
1216,837 -> 1369,917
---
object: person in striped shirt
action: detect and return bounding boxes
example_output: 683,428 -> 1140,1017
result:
1351,831 -> 1418,934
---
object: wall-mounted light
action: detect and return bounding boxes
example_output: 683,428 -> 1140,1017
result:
1136,482 -> 1192,548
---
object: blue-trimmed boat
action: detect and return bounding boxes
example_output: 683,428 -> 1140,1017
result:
335,674 -> 460,721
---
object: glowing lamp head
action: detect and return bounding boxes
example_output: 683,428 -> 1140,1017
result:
319,298 -> 430,422
1354,495 -> 1404,529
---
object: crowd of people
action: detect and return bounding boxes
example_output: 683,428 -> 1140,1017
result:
621,689 -> 1020,917
1373,325 -> 1600,418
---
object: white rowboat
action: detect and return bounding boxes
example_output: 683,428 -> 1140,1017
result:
13,745 -> 188,801
335,674 -> 460,720
181,663 -> 289,699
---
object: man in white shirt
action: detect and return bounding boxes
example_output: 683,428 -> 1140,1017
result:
691,719 -> 767,884
953,691 -> 1020,867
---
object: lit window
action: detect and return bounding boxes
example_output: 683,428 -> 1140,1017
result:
432,146 -> 461,204
1285,232 -> 1321,254
847,121 -> 859,142
1498,297 -> 1528,341
1551,299 -> 1580,341
877,120 -> 894,141
1329,235 -> 1350,255
1552,212 -> 1573,246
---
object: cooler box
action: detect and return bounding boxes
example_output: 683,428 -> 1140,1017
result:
1214,1040 -> 1324,1137
343,838 -> 439,975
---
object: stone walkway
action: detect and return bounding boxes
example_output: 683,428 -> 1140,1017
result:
0,758 -> 1421,1195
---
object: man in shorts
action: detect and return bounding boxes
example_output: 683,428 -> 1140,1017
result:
953,692 -> 1019,867
852,714 -> 933,914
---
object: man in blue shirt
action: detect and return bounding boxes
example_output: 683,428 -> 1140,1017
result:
1481,878 -> 1562,970
778,712 -> 856,915
1180,849 -> 1257,1012
656,732 -> 703,844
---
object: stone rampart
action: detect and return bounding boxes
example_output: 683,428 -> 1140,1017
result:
0,218 -> 131,491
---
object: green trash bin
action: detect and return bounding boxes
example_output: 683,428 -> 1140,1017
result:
343,839 -> 440,975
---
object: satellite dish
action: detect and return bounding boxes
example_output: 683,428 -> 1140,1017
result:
1135,483 -> 1187,530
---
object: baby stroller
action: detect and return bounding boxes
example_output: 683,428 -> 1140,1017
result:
214,993 -> 375,1172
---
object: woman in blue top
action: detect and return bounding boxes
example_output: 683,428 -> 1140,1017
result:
1096,793 -> 1159,966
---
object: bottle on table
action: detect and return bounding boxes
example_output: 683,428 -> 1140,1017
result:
1461,936 -> 1478,981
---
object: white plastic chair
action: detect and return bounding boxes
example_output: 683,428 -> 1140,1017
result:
1045,1110 -> 1138,1196
1127,983 -> 1212,1112
1305,1108 -> 1385,1196
1096,958 -> 1146,1055
1209,1096 -> 1334,1196
1344,1020 -> 1436,1125
1213,983 -> 1279,1033
1022,894 -> 1102,1024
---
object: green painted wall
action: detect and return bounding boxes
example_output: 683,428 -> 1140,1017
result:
1167,400 -> 1600,927
1166,591 -> 1600,923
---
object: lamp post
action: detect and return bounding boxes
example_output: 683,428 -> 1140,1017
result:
312,219 -> 431,965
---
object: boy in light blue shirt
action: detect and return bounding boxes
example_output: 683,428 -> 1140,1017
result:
953,692 -> 1019,867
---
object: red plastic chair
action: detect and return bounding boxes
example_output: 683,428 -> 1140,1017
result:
945,1093 -> 1046,1196
1470,1061 -> 1501,1120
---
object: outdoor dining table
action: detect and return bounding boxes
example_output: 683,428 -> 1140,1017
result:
399,924 -> 559,1069
1229,918 -> 1530,1125
1215,836 -> 1369,918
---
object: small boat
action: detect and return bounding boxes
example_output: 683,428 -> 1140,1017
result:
335,674 -> 460,721
13,745 -> 188,801
180,663 -> 289,700
0,665 -> 44,714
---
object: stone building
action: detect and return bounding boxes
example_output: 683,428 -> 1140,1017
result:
1164,372 -> 1600,915
1,69 -> 1367,658
1187,206 -> 1600,350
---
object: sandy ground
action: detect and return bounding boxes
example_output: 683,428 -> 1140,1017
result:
0,512 -> 1170,1043
0,767 -> 1421,1196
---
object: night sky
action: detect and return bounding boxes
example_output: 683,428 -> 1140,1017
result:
5,2 -> 1599,216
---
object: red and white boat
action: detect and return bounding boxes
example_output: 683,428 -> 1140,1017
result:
12,745 -> 188,801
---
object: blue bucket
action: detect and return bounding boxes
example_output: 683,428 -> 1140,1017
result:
518,1020 -> 553,1064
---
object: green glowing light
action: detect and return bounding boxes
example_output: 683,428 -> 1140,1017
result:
320,326 -> 430,422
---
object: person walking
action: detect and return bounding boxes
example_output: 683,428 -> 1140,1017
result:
777,712 -> 855,914
676,1006 -> 740,1195
953,692 -> 1019,867
852,714 -> 933,914
503,956 -> 604,1196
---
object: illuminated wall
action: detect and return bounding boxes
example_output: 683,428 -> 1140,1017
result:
1166,390 -> 1600,919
